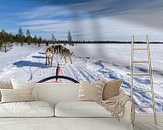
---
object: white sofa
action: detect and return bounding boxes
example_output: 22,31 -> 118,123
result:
0,83 -> 133,130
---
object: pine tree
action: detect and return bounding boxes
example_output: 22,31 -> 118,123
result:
52,33 -> 56,45
18,27 -> 23,36
33,35 -> 38,45
26,29 -> 32,45
0,29 -> 13,52
26,29 -> 30,37
17,27 -> 24,46
38,37 -> 42,46
68,31 -> 71,42
52,34 -> 55,41
68,30 -> 73,45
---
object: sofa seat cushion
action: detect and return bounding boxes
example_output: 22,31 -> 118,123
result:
55,101 -> 112,117
0,101 -> 54,117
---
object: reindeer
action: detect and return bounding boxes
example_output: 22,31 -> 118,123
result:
61,48 -> 74,64
54,45 -> 64,54
45,46 -> 56,66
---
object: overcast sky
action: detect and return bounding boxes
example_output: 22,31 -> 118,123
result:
1,0 -> 163,41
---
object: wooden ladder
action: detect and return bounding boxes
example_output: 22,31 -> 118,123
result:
130,34 -> 157,124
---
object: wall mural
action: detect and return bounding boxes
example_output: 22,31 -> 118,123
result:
0,0 -> 163,113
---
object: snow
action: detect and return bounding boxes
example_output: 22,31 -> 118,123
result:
0,43 -> 163,113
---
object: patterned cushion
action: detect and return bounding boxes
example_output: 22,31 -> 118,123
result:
78,81 -> 105,102
0,81 -> 12,89
102,80 -> 122,100
1,87 -> 34,103
0,81 -> 13,101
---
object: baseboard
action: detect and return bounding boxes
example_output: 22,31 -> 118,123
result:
136,113 -> 163,122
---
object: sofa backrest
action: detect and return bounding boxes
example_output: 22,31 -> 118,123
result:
35,83 -> 79,105
35,83 -> 126,105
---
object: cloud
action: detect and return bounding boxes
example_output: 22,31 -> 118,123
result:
20,5 -> 72,19
117,8 -> 163,31
21,0 -> 163,27
19,0 -> 163,41
22,16 -> 163,41
34,0 -> 91,6
20,1 -> 121,20
22,20 -> 59,26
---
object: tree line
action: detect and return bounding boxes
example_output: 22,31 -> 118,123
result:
0,27 -> 74,53
1,27 -> 161,53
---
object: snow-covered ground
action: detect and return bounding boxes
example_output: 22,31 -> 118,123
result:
0,43 -> 163,113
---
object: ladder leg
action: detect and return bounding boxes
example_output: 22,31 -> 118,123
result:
131,34 -> 134,102
130,34 -> 135,124
146,35 -> 157,125
150,68 -> 157,125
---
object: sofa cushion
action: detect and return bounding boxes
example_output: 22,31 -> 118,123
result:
55,101 -> 112,117
0,81 -> 12,89
11,79 -> 36,89
1,88 -> 34,103
35,83 -> 79,105
78,81 -> 105,102
0,101 -> 54,117
11,79 -> 37,100
103,80 -> 122,100
0,81 -> 13,101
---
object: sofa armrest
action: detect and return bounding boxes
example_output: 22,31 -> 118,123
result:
122,101 -> 132,122
120,101 -> 135,129
119,89 -> 134,123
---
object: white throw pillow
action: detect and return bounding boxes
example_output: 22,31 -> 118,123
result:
11,79 -> 37,100
11,79 -> 36,89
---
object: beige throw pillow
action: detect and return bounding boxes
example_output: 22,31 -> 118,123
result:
78,81 -> 105,102
1,87 -> 34,103
0,81 -> 13,89
102,79 -> 122,100
0,81 -> 13,101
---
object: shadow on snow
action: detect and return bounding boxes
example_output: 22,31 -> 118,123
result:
32,56 -> 46,59
13,60 -> 47,68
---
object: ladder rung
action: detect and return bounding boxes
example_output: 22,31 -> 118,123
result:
139,104 -> 153,108
134,89 -> 151,93
136,104 -> 153,108
133,48 -> 148,50
133,61 -> 148,64
132,73 -> 150,76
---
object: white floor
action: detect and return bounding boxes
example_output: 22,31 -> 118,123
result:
135,122 -> 163,130
0,117 -> 162,130
0,117 -> 133,130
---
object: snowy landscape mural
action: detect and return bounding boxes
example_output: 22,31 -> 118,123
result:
0,43 -> 162,113
0,0 -> 163,114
